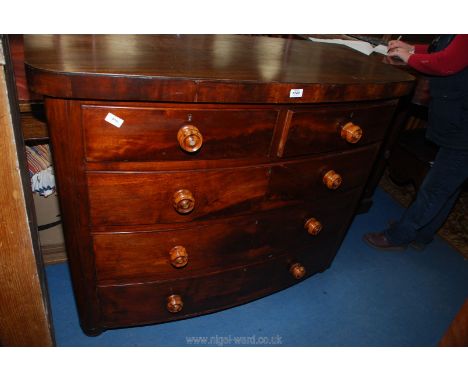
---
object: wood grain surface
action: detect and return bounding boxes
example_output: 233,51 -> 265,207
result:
24,35 -> 415,103
93,189 -> 361,284
0,69 -> 53,346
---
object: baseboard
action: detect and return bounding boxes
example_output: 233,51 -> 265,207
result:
41,243 -> 67,265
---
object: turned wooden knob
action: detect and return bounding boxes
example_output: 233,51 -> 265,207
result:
304,217 -> 322,236
169,246 -> 189,268
290,263 -> 306,280
341,122 -> 363,144
177,124 -> 203,153
166,294 -> 184,313
173,189 -> 195,214
323,170 -> 342,190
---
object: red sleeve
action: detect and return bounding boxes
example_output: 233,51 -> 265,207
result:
413,44 -> 429,54
407,35 -> 468,76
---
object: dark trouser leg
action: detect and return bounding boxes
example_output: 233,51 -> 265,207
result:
412,188 -> 461,245
385,147 -> 468,246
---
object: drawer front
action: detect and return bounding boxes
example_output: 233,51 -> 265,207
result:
98,249 -> 333,328
87,145 -> 378,227
268,144 -> 380,202
82,105 -> 278,162
279,101 -> 396,157
93,188 -> 360,284
87,166 -> 270,226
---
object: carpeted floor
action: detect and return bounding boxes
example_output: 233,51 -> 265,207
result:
44,187 -> 468,346
379,169 -> 468,258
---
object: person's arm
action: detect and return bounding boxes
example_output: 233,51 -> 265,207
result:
413,44 -> 429,54
386,40 -> 427,62
407,35 -> 468,76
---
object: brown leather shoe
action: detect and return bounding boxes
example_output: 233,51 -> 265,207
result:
387,221 -> 429,251
362,232 -> 407,251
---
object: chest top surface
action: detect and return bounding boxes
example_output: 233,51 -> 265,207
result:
24,34 -> 415,103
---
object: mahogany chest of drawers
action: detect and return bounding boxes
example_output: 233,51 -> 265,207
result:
24,35 -> 414,335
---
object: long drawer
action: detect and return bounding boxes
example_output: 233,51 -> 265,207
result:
93,188 -> 360,284
82,105 -> 279,162
87,144 -> 379,227
98,248 -> 333,328
87,166 -> 270,226
268,144 -> 380,202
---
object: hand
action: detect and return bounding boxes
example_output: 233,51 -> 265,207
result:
387,47 -> 412,63
387,40 -> 414,51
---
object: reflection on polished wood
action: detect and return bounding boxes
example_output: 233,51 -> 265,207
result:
24,35 -> 414,103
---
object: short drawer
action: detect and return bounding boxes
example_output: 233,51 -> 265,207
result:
82,105 -> 279,162
93,188 -> 360,284
278,100 -> 397,157
98,249 -> 332,328
87,166 -> 270,226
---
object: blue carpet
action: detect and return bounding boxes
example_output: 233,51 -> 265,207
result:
45,187 -> 468,346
